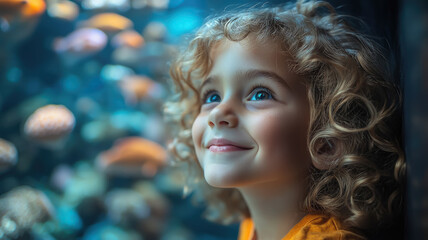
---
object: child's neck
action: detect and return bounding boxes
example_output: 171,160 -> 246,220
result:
238,179 -> 307,240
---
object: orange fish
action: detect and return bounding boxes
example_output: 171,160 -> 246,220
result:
112,30 -> 145,49
0,0 -> 28,15
0,0 -> 46,47
81,12 -> 133,34
96,137 -> 168,178
0,0 -> 46,31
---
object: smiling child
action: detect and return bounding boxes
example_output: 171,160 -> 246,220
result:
163,0 -> 406,239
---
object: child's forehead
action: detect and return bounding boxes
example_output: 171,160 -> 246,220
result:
208,35 -> 282,60
205,35 -> 294,81
200,35 -> 306,95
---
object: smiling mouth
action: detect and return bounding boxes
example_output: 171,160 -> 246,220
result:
208,145 -> 253,152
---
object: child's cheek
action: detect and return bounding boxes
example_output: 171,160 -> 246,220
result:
191,114 -> 206,165
251,109 -> 309,176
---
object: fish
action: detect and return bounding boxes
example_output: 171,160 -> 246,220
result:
96,137 -> 168,178
46,0 -> 79,21
24,104 -> 75,150
0,186 -> 55,239
111,30 -> 145,49
53,28 -> 108,66
0,0 -> 46,47
80,13 -> 133,35
53,28 -> 108,57
0,138 -> 18,173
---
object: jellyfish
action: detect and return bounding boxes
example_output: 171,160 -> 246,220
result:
0,138 -> 18,173
24,104 -> 75,150
96,137 -> 168,178
0,186 -> 55,239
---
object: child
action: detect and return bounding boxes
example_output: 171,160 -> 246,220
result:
163,0 -> 406,239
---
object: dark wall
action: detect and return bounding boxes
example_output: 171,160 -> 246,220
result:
329,1 -> 428,239
400,0 -> 428,239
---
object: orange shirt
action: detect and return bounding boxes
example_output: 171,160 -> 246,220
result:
238,214 -> 366,240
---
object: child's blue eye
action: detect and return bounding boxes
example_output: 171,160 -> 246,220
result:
202,90 -> 220,103
248,83 -> 275,101
208,94 -> 220,102
250,89 -> 273,101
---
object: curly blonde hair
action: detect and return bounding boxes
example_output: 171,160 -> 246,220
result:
162,0 -> 405,236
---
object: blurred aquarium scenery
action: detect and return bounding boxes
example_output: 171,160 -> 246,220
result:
0,0 -> 290,239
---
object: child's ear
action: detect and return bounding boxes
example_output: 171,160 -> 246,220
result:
311,138 -> 339,170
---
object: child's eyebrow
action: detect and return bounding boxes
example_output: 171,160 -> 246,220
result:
238,70 -> 291,90
198,69 -> 291,93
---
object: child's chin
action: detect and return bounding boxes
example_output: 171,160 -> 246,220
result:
203,167 -> 247,188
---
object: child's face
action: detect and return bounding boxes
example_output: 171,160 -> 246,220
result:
191,36 -> 311,189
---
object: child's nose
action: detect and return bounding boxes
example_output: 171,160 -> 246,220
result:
207,100 -> 239,128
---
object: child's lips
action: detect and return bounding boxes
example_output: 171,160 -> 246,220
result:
208,145 -> 252,152
205,138 -> 253,151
